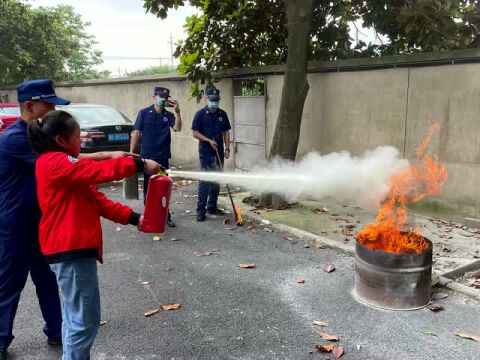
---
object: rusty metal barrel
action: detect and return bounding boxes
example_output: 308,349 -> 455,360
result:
354,238 -> 433,310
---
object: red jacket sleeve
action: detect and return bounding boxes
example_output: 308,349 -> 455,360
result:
92,187 -> 133,224
45,152 -> 137,189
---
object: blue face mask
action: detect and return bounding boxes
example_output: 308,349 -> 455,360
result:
207,101 -> 219,110
155,98 -> 167,107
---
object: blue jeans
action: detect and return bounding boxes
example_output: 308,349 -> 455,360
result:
50,258 -> 100,360
196,154 -> 223,215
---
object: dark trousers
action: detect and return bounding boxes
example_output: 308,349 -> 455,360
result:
0,236 -> 62,349
196,154 -> 223,215
143,158 -> 172,220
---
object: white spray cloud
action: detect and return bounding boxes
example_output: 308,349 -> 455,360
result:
170,146 -> 409,208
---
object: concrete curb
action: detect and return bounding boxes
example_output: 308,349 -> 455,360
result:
218,197 -> 480,302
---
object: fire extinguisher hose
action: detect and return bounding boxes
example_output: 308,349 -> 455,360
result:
214,147 -> 242,226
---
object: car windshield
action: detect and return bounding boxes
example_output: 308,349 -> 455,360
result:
61,106 -> 132,127
0,106 -> 20,116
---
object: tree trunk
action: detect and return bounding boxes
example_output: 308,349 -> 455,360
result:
259,0 -> 316,208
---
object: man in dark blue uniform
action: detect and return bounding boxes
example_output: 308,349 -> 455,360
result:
130,86 -> 182,227
0,80 -> 66,360
191,88 -> 231,221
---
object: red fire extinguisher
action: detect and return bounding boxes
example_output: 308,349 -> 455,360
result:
140,170 -> 172,233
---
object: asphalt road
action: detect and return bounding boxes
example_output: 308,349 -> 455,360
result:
8,183 -> 480,360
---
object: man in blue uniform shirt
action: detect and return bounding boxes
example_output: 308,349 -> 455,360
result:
0,79 -> 66,360
130,86 -> 182,227
191,88 -> 231,221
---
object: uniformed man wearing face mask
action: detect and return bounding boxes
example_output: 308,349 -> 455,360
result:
130,87 -> 182,227
191,88 -> 231,222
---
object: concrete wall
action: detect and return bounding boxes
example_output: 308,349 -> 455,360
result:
262,63 -> 480,207
1,50 -> 480,207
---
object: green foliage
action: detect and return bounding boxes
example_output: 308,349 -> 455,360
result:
0,0 -> 109,86
127,65 -> 177,76
143,0 -> 480,99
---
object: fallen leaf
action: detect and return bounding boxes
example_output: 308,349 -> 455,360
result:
238,263 -> 256,269
247,226 -> 255,230
144,308 -> 160,317
140,281 -> 150,285
197,251 -> 218,257
223,218 -> 232,225
153,236 -> 161,241
323,263 -> 336,273
110,186 -> 118,191
425,331 -> 437,336
225,227 -> 236,230
264,228 -> 274,233
342,227 -> 352,236
304,244 -> 310,248
297,279 -> 305,284
313,320 -> 329,327
284,235 -> 294,241
116,227 -> 122,232
455,333 -> 480,342
316,344 -> 335,352
174,201 -> 183,205
183,194 -> 190,198
266,208 -> 275,212
170,237 -> 180,241
427,303 -> 444,312
99,320 -> 108,326
432,292 -> 449,300
332,345 -> 345,359
161,303 -> 181,311
321,230 -> 328,235
318,332 -> 339,341
185,210 -> 191,214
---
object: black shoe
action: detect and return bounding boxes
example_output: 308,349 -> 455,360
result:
207,208 -> 225,216
196,213 -> 206,222
47,337 -> 62,346
167,217 -> 176,227
0,348 -> 8,360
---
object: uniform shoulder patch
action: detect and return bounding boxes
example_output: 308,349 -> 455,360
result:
67,155 -> 79,163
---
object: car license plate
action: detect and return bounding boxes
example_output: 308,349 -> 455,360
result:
108,133 -> 129,142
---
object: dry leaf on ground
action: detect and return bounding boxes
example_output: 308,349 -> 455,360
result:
161,303 -> 181,311
238,263 -> 256,269
425,332 -> 437,336
115,227 -> 122,232
284,235 -> 294,241
455,333 -> 480,342
99,320 -> 108,326
323,263 -> 336,273
296,279 -> 305,284
313,320 -> 329,327
170,237 -> 180,241
316,344 -> 335,352
197,251 -> 218,257
144,308 -> 160,317
140,281 -> 150,285
342,228 -> 352,236
427,303 -> 444,312
223,218 -> 232,225
185,210 -> 191,214
153,236 -> 161,241
332,346 -> 345,359
318,332 -> 339,341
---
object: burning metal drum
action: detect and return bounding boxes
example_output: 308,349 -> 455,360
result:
354,236 -> 433,310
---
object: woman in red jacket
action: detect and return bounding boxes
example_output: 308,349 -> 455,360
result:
28,110 -> 160,360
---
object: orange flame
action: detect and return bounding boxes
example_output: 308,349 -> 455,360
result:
356,123 -> 448,254
235,205 -> 243,225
